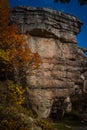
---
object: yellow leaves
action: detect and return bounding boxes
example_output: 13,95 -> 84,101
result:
0,80 -> 25,106
0,119 -> 28,130
7,80 -> 25,105
0,49 -> 10,62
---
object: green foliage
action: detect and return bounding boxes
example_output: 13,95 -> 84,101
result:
35,118 -> 53,130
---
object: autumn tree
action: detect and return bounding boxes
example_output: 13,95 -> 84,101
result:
0,2 -> 41,126
0,0 -> 41,83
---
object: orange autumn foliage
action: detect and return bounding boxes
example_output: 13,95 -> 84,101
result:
0,0 -> 41,81
0,0 -> 9,30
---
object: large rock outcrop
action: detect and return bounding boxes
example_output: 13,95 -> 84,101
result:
11,6 -> 87,118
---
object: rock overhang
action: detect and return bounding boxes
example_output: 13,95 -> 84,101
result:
10,6 -> 82,43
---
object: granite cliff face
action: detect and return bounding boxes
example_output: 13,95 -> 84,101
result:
11,7 -> 87,118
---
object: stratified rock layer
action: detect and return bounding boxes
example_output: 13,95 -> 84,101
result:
11,7 -> 87,118
11,6 -> 82,43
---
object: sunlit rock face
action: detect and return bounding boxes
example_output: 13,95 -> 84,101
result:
11,7 -> 87,118
10,6 -> 82,43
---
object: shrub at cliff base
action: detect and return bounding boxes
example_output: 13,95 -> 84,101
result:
35,118 -> 53,130
0,80 -> 33,130
0,120 -> 30,130
0,80 -> 54,130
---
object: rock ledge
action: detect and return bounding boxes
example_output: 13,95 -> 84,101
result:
11,6 -> 82,43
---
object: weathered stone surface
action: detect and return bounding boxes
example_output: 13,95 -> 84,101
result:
10,6 -> 82,43
11,7 -> 87,118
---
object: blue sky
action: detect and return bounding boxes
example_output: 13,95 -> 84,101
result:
10,0 -> 87,49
